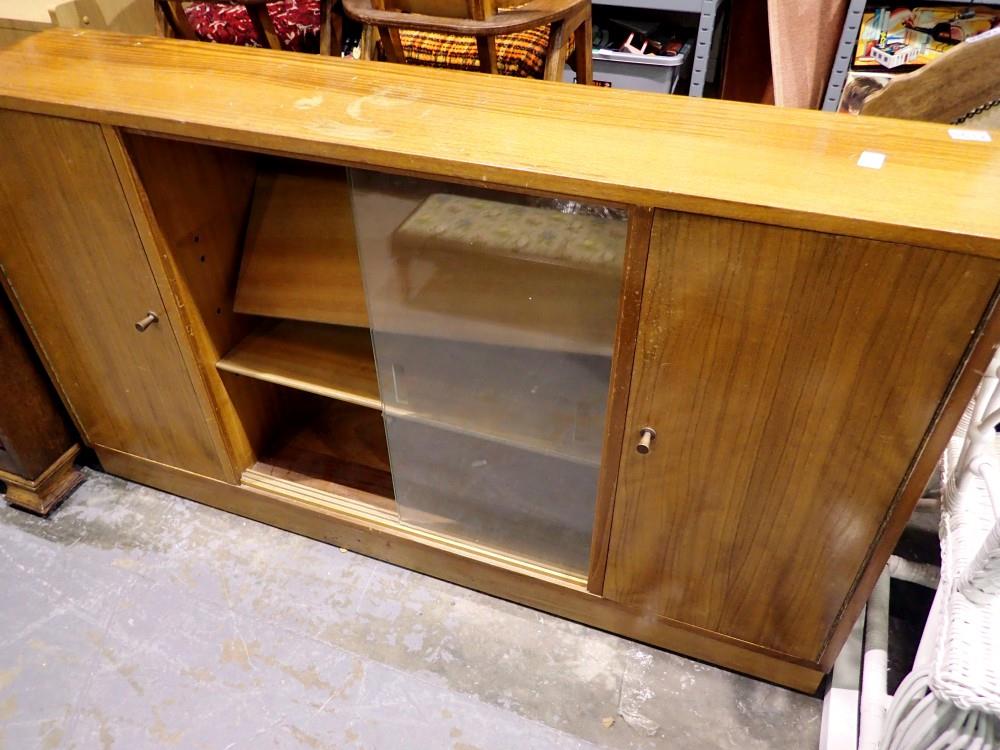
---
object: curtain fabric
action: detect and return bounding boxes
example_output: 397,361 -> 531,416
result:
767,0 -> 850,108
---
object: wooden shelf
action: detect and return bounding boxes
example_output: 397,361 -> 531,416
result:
243,399 -> 396,516
217,319 -> 381,409
384,408 -> 601,467
234,161 -> 369,328
375,333 -> 607,466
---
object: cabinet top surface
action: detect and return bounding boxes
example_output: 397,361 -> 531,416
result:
2,29 -> 1000,257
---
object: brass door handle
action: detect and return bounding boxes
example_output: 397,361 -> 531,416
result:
134,311 -> 159,332
636,427 -> 656,455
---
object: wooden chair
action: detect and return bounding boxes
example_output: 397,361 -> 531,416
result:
858,31 -> 1000,126
343,0 -> 592,83
156,0 -> 343,55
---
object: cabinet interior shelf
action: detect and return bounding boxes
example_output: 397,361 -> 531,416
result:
217,319 -> 381,409
384,406 -> 601,468
244,399 -> 397,516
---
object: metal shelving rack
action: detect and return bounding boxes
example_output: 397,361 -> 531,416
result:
593,0 -> 725,96
822,0 -> 998,111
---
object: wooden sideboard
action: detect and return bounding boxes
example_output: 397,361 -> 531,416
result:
2,30 -> 999,692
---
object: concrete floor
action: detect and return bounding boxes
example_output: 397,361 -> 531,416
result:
0,468 -> 822,749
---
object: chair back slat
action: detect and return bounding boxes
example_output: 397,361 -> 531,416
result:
379,0 -> 521,17
344,0 -> 592,83
388,0 -> 475,17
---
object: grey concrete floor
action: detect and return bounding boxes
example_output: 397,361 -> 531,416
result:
0,468 -> 822,749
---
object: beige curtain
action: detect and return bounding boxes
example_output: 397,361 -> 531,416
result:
767,0 -> 850,108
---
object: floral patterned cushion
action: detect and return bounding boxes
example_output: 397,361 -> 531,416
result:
393,194 -> 627,271
183,0 -> 321,52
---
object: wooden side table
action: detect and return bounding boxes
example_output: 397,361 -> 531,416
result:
0,286 -> 83,515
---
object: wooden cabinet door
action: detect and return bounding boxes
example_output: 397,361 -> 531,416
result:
603,210 -> 999,661
0,110 -> 230,480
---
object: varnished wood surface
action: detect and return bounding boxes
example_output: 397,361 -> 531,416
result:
0,110 -> 229,479
819,280 -> 1000,670
1,30 -> 1000,257
235,162 -> 369,328
218,319 -> 381,409
96,443 -> 826,691
603,211 -> 1000,661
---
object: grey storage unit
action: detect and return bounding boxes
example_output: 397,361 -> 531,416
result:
566,43 -> 692,92
593,0 -> 724,96
822,0 -> 1000,111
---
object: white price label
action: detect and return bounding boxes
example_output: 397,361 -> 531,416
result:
857,151 -> 886,170
948,128 -> 992,143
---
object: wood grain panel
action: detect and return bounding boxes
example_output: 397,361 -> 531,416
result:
1,31 -> 1000,258
818,283 -> 1000,669
0,110 -> 229,479
115,131 -> 274,475
604,211 -> 1000,660
235,161 -> 368,327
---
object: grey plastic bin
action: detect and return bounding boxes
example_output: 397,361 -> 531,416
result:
563,40 -> 692,93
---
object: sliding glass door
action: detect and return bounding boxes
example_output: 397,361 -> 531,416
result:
349,170 -> 627,576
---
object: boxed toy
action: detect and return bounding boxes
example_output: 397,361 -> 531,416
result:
854,5 -> 1000,71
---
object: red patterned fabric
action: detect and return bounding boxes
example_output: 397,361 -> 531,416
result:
184,0 -> 321,52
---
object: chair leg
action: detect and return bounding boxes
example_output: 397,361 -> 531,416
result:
477,36 -> 499,74
359,25 -> 378,60
154,1 -> 171,37
543,20 -> 568,81
572,13 -> 592,85
377,25 -> 407,63
247,4 -> 283,50
320,0 -> 344,55
160,0 -> 200,40
332,9 -> 344,54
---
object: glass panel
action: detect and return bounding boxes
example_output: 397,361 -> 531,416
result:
349,170 -> 628,576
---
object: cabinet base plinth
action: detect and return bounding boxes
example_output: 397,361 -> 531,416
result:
1,445 -> 84,516
94,444 -> 826,693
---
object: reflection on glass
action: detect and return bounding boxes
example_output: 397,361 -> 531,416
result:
349,169 -> 628,576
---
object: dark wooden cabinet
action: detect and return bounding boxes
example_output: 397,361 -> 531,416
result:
0,276 -> 82,514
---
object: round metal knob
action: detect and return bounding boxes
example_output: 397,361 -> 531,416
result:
134,311 -> 159,332
636,427 -> 656,455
